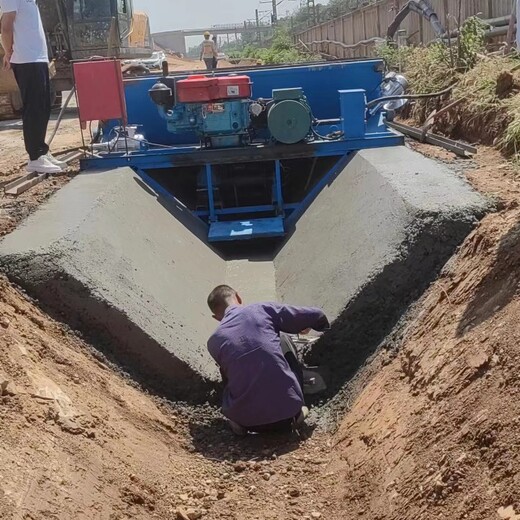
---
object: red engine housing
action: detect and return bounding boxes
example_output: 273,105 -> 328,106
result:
176,75 -> 252,103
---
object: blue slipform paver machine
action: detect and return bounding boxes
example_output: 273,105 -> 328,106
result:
79,58 -> 405,243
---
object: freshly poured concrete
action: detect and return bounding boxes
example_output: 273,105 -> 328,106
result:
0,169 -> 226,397
0,147 -> 489,400
226,260 -> 276,303
275,146 -> 487,320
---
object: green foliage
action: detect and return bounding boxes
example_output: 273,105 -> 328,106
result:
377,42 -> 453,91
291,0 -> 380,32
376,42 -> 413,71
375,15 -> 493,122
457,16 -> 489,70
404,44 -> 455,121
291,0 -> 378,30
241,29 -> 318,65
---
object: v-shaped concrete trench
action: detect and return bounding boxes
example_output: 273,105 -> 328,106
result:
0,146 -> 488,403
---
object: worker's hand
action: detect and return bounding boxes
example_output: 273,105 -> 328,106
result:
3,52 -> 12,71
300,328 -> 312,335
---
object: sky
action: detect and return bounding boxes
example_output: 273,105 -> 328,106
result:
133,0 -> 302,33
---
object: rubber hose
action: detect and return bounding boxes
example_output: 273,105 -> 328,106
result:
366,84 -> 455,109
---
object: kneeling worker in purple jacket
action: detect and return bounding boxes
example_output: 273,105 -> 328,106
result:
206,285 -> 329,436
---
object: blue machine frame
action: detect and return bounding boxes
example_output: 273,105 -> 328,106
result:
82,59 -> 403,242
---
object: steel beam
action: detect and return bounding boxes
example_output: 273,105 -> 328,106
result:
384,120 -> 477,158
205,164 -> 216,223
81,134 -> 403,171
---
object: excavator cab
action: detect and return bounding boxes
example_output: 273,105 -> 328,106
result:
39,0 -> 152,91
1,0 -> 152,118
68,0 -> 134,58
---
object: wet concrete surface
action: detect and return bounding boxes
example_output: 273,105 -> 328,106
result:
0,146 -> 490,403
0,168 -> 226,399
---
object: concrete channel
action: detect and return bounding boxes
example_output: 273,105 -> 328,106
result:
0,146 -> 488,402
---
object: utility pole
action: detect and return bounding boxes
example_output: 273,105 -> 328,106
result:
307,0 -> 317,26
260,0 -> 277,26
256,9 -> 263,43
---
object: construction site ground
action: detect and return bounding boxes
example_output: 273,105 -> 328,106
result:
1,104 -> 519,519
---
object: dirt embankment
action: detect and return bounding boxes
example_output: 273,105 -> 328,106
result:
0,58 -> 519,518
168,56 -> 248,71
0,273 -> 340,520
0,118 -> 80,239
1,143 -> 518,519
322,146 -> 520,520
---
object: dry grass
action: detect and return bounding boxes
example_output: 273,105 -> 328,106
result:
402,49 -> 520,158
404,44 -> 456,122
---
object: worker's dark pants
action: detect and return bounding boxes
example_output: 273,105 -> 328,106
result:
245,334 -> 305,434
280,333 -> 305,390
204,58 -> 215,71
11,62 -> 51,161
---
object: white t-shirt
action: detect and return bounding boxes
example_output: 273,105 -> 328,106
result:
0,0 -> 48,64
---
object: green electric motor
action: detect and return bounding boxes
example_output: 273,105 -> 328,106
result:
268,88 -> 312,145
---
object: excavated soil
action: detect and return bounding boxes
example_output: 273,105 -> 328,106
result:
1,102 -> 520,520
0,117 -> 80,240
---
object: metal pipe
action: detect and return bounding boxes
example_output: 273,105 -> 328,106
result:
433,23 -> 516,47
274,160 -> 283,214
487,25 -> 515,38
388,0 -> 445,40
385,119 -> 477,157
47,87 -> 76,148
485,16 -> 511,27
205,164 -> 216,223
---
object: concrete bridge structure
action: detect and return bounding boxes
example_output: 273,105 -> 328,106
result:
153,23 -> 273,55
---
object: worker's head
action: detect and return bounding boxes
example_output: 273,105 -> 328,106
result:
204,31 -> 211,40
207,285 -> 242,321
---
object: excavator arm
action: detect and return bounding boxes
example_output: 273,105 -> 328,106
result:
387,0 -> 445,40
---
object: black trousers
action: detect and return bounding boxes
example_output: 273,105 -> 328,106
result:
204,58 -> 215,70
11,62 -> 51,161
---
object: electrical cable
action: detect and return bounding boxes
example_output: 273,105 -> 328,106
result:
129,136 -> 174,149
108,132 -> 174,150
310,109 -> 344,141
107,127 -> 121,153
365,84 -> 456,109
311,128 -> 344,141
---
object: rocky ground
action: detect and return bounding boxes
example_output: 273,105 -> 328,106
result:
0,104 -> 519,519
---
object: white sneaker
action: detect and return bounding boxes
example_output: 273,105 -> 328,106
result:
26,156 -> 62,174
46,153 -> 68,169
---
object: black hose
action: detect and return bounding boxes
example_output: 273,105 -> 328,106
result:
387,0 -> 445,39
311,128 -> 344,141
366,84 -> 455,109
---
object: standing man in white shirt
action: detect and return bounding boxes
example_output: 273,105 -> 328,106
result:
0,0 -> 66,173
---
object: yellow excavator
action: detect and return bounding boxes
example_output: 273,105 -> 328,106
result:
0,0 -> 152,119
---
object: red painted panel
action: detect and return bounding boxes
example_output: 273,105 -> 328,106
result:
176,75 -> 252,103
73,60 -> 127,129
